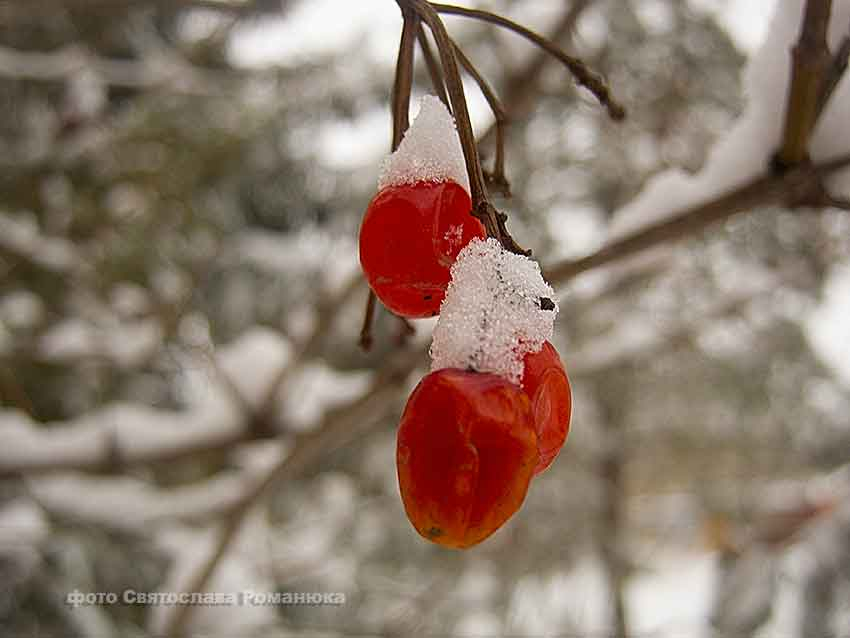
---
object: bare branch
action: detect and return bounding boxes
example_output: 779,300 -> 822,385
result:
547,153 -> 850,285
449,37 -> 511,195
416,24 -> 450,107
777,0 -> 833,167
0,43 -> 240,95
432,1 -> 625,120
391,7 -> 419,149
359,289 -> 378,352
479,0 -> 591,147
817,21 -> 850,119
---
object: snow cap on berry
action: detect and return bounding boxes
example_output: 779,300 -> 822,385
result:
378,95 -> 470,195
430,237 -> 558,385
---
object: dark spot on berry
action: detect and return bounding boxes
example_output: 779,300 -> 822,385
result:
424,294 -> 432,300
539,297 -> 556,311
427,526 -> 444,538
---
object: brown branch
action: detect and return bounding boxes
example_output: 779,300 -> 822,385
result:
432,1 -> 625,120
416,24 -> 450,108
547,153 -> 850,285
479,0 -> 591,148
777,0 -> 833,167
449,37 -> 511,195
358,289 -> 378,352
401,0 -> 527,254
392,7 -> 419,149
360,6 -> 420,352
817,25 -> 850,120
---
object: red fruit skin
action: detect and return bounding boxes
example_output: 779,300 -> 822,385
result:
521,341 -> 572,475
359,181 -> 486,318
397,368 -> 537,549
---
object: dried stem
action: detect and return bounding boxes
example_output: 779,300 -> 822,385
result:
547,152 -> 850,285
816,23 -> 850,120
401,0 -> 527,254
432,2 -> 625,120
360,6 -> 419,352
449,37 -> 511,195
358,290 -> 378,351
479,0 -> 591,147
392,7 -> 419,149
416,24 -> 450,107
777,0 -> 833,167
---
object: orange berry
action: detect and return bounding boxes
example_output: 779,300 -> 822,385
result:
396,368 -> 537,548
522,341 -> 572,474
359,181 -> 486,318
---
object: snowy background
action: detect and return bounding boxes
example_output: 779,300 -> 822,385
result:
1,0 -> 849,637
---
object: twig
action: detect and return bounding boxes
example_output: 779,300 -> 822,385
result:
449,37 -> 511,195
777,0 -> 833,167
432,1 -> 625,120
546,152 -> 850,285
360,5 -> 420,352
478,0 -> 591,147
391,7 -> 419,149
416,24 -> 450,107
401,0 -> 527,254
359,289 -> 378,351
816,23 -> 850,120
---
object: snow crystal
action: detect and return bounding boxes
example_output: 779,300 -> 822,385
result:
430,238 -> 558,385
378,95 -> 470,195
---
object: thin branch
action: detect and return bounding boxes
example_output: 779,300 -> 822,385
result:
816,24 -> 850,120
402,0 -> 527,254
479,0 -> 591,147
449,37 -> 511,195
416,24 -> 450,108
432,1 -> 625,120
360,6 -> 419,352
777,0 -> 833,167
547,153 -> 850,285
391,7 -> 419,149
359,289 -> 378,351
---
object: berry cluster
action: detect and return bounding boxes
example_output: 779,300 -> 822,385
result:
358,98 -> 572,549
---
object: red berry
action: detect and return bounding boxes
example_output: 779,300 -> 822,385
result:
359,181 -> 486,318
521,340 -> 572,475
397,368 -> 537,549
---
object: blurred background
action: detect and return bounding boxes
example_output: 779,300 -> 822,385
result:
1,0 -> 849,636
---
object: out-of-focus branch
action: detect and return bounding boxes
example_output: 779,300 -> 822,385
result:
816,20 -> 850,118
570,292 -> 766,377
0,44 -> 242,95
0,276 -> 366,477
597,393 -> 629,638
163,345 -> 424,638
777,0 -> 833,167
546,153 -> 850,285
